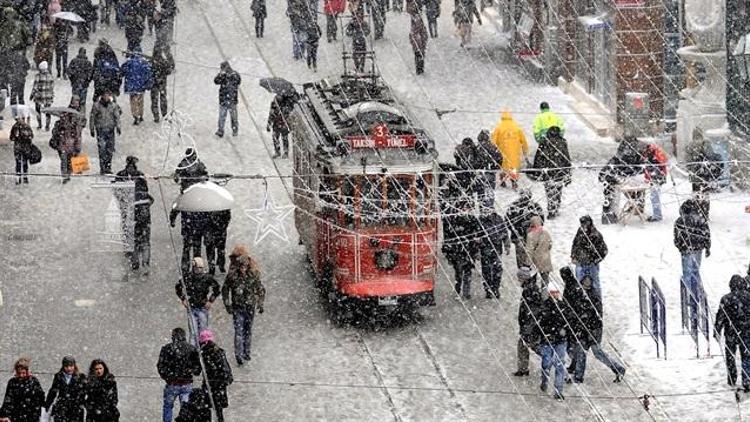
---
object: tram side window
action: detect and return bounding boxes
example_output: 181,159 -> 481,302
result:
360,176 -> 384,227
415,174 -> 433,225
385,176 -> 411,226
319,174 -> 338,217
340,176 -> 356,230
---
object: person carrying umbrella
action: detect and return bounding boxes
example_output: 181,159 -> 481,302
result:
48,101 -> 85,183
266,94 -> 295,158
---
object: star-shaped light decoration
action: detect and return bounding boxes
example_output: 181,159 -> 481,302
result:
244,193 -> 295,245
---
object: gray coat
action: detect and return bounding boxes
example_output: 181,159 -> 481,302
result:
89,98 -> 121,135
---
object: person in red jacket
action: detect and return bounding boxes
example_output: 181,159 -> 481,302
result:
324,0 -> 346,42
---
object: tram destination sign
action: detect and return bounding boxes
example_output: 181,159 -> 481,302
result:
347,124 -> 417,149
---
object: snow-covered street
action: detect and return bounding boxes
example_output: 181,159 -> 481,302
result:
1,0 -> 750,420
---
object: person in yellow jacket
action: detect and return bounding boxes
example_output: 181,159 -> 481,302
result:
532,102 -> 565,141
491,110 -> 528,189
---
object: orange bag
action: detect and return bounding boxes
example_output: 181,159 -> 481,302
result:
70,154 -> 90,174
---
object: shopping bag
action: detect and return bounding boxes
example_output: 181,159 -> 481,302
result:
27,144 -> 42,165
71,154 -> 90,174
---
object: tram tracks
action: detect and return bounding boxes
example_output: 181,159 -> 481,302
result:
192,1 -> 472,420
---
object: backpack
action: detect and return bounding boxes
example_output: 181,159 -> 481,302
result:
99,59 -> 119,80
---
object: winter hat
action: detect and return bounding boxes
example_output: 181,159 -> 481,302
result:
192,257 -> 206,270
477,129 -> 490,143
185,147 -> 196,157
517,266 -> 537,281
62,356 -> 76,366
78,47 -> 87,56
126,155 -> 139,165
540,101 -> 550,110
518,188 -> 532,201
579,215 -> 593,226
198,329 -> 215,344
38,61 -> 48,71
547,126 -> 561,138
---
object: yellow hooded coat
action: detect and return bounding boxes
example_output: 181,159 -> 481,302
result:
491,112 -> 528,178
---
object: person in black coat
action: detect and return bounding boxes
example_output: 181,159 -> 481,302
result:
45,356 -> 86,422
714,275 -> 750,387
570,214 -> 607,299
306,21 -> 321,71
174,148 -> 209,193
345,11 -> 370,72
505,188 -> 544,268
251,0 -> 267,38
474,129 -> 502,211
10,111 -> 34,184
52,18 -> 73,79
442,200 -> 479,299
425,0 -> 440,37
214,61 -> 241,137
598,135 -> 646,224
92,40 -> 121,100
674,198 -> 711,334
176,257 -> 222,344
514,266 -> 543,377
198,330 -> 233,422
562,267 -> 625,384
531,126 -> 571,218
478,210 -> 509,299
84,359 -> 119,422
158,328 -> 202,422
6,50 -> 30,106
266,95 -> 295,158
0,358 -> 45,422
67,48 -> 94,113
150,43 -> 174,122
535,284 -> 569,399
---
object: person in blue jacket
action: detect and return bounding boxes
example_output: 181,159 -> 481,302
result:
120,46 -> 153,126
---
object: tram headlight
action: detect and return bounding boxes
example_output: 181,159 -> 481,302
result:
374,249 -> 398,271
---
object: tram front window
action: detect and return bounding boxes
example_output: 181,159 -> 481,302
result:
385,176 -> 411,226
360,176 -> 384,227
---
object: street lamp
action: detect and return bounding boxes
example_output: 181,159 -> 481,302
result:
733,33 -> 750,81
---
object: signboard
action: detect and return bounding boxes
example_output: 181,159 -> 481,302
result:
346,125 -> 417,149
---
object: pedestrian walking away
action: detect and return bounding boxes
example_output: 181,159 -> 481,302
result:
408,10 -> 428,75
478,210 -> 509,298
6,50 -> 31,107
175,387 -> 212,422
251,0 -> 267,37
45,356 -> 86,421
441,200 -> 479,299
306,21 -> 321,71
644,142 -> 668,222
453,0 -> 481,47
53,18 -> 73,79
150,43 -> 175,123
157,327 -> 201,422
222,246 -> 266,365
174,147 -> 209,193
514,266 -> 543,377
176,257 -> 222,345
425,0 -> 440,37
267,94 -> 294,158
598,135 -> 647,224
529,125 -> 571,218
0,358 -> 45,422
10,106 -> 34,185
121,46 -> 154,125
526,216 -> 553,283
674,198 -> 711,334
491,110 -> 528,189
505,188 -> 544,269
287,0 -> 310,60
571,215 -> 608,297
49,105 -> 84,183
198,330 -> 234,422
68,48 -> 94,114
84,359 -> 120,422
474,129 -> 502,210
206,210 -> 231,275
532,102 -> 565,142
714,275 -> 750,388
324,0 -> 345,42
561,266 -> 626,384
93,39 -> 122,100
33,26 -> 55,68
214,61 -> 241,137
536,283 -> 569,400
346,11 -> 370,72
89,89 -> 121,174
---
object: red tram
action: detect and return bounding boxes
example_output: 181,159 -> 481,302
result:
290,74 -> 439,310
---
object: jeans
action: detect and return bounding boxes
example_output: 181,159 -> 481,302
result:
189,307 -> 210,346
55,45 -> 68,77
14,151 -> 29,181
217,104 -> 238,135
650,185 -> 662,220
576,264 -> 601,298
741,334 -> 750,388
233,309 -> 255,362
681,251 -> 703,333
540,342 -> 567,394
255,17 -> 265,37
162,383 -> 192,422
451,258 -> 473,297
96,128 -> 116,174
73,86 -> 88,112
428,18 -> 438,37
574,343 -> 625,381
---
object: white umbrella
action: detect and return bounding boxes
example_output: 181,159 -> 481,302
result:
52,11 -> 86,23
173,182 -> 234,212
